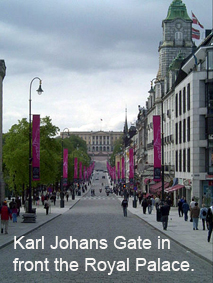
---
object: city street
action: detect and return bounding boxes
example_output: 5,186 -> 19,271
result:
0,168 -> 212,283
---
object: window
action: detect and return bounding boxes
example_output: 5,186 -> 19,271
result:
187,117 -> 190,141
175,123 -> 178,144
179,121 -> 182,144
187,148 -> 190,172
179,150 -> 182,172
175,93 -> 178,117
187,83 -> 190,111
183,87 -> 186,113
179,90 -> 182,115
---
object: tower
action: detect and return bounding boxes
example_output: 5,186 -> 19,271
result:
157,0 -> 195,81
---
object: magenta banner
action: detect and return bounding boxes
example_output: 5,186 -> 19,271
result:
32,115 -> 40,181
153,115 -> 161,181
79,162 -> 82,181
122,157 -> 125,181
117,161 -> 120,182
63,148 -> 68,186
74,157 -> 78,181
129,147 -> 134,182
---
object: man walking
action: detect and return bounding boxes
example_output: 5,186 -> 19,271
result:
121,198 -> 128,217
206,204 -> 213,242
160,201 -> 170,230
0,201 -> 12,234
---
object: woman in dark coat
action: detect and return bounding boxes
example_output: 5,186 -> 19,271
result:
142,198 -> 148,214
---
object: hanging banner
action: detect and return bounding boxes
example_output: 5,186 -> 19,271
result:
117,161 -> 120,183
129,147 -> 134,184
32,115 -> 40,181
153,115 -> 161,181
63,148 -> 68,186
79,162 -> 82,182
74,157 -> 78,182
122,156 -> 125,182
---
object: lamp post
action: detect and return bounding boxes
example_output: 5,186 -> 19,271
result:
60,128 -> 69,207
149,78 -> 165,202
28,77 -> 43,215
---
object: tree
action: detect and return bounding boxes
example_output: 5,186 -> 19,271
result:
109,136 -> 123,166
3,117 -> 61,196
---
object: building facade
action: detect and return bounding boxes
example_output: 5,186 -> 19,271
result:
135,0 -> 213,206
61,130 -> 123,156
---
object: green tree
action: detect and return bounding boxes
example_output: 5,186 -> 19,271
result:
56,135 -> 91,183
3,117 -> 61,196
110,136 -> 123,166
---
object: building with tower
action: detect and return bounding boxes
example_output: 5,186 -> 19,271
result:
135,0 -> 213,206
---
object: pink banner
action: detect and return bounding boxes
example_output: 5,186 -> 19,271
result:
32,115 -> 40,181
122,157 -> 125,181
129,147 -> 134,181
63,148 -> 68,186
117,162 -> 120,181
153,115 -> 161,181
79,162 -> 82,181
74,157 -> 78,180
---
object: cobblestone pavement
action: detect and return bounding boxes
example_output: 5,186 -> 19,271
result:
0,187 -> 212,283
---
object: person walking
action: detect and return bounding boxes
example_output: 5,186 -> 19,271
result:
44,197 -> 50,215
121,198 -> 128,217
182,200 -> 190,221
147,197 -> 152,214
206,204 -> 213,242
190,197 -> 196,222
160,201 -> 170,230
142,198 -> 148,214
199,204 -> 208,230
0,201 -> 12,234
191,202 -> 200,230
178,199 -> 183,217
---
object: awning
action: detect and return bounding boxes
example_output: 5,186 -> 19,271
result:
144,178 -> 152,184
165,184 -> 185,193
150,182 -> 170,193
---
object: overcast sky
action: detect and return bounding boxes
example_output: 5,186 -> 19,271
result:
1,0 -> 212,134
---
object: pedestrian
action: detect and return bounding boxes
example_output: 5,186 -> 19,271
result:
0,201 -> 12,234
147,197 -> 152,214
206,204 -> 213,242
155,196 -> 160,209
142,198 -> 148,214
190,197 -> 196,222
138,192 -> 142,205
160,201 -> 170,230
191,202 -> 200,230
178,199 -> 183,217
12,204 -> 18,223
41,194 -> 45,205
44,197 -> 50,215
121,198 -> 128,217
199,204 -> 208,230
182,200 -> 190,221
15,197 -> 21,217
66,191 -> 69,202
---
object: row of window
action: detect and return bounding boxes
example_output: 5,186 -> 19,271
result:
176,148 -> 190,173
175,117 -> 190,144
175,83 -> 190,117
88,146 -> 113,152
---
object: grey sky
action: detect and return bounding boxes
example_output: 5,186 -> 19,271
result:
1,0 -> 212,133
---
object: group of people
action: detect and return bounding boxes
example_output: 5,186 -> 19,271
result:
121,194 -> 213,243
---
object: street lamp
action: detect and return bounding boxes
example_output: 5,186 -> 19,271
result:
149,78 -> 165,202
60,128 -> 69,207
28,77 -> 43,215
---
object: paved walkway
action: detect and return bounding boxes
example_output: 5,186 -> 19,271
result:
0,191 -> 212,264
118,196 -> 213,264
